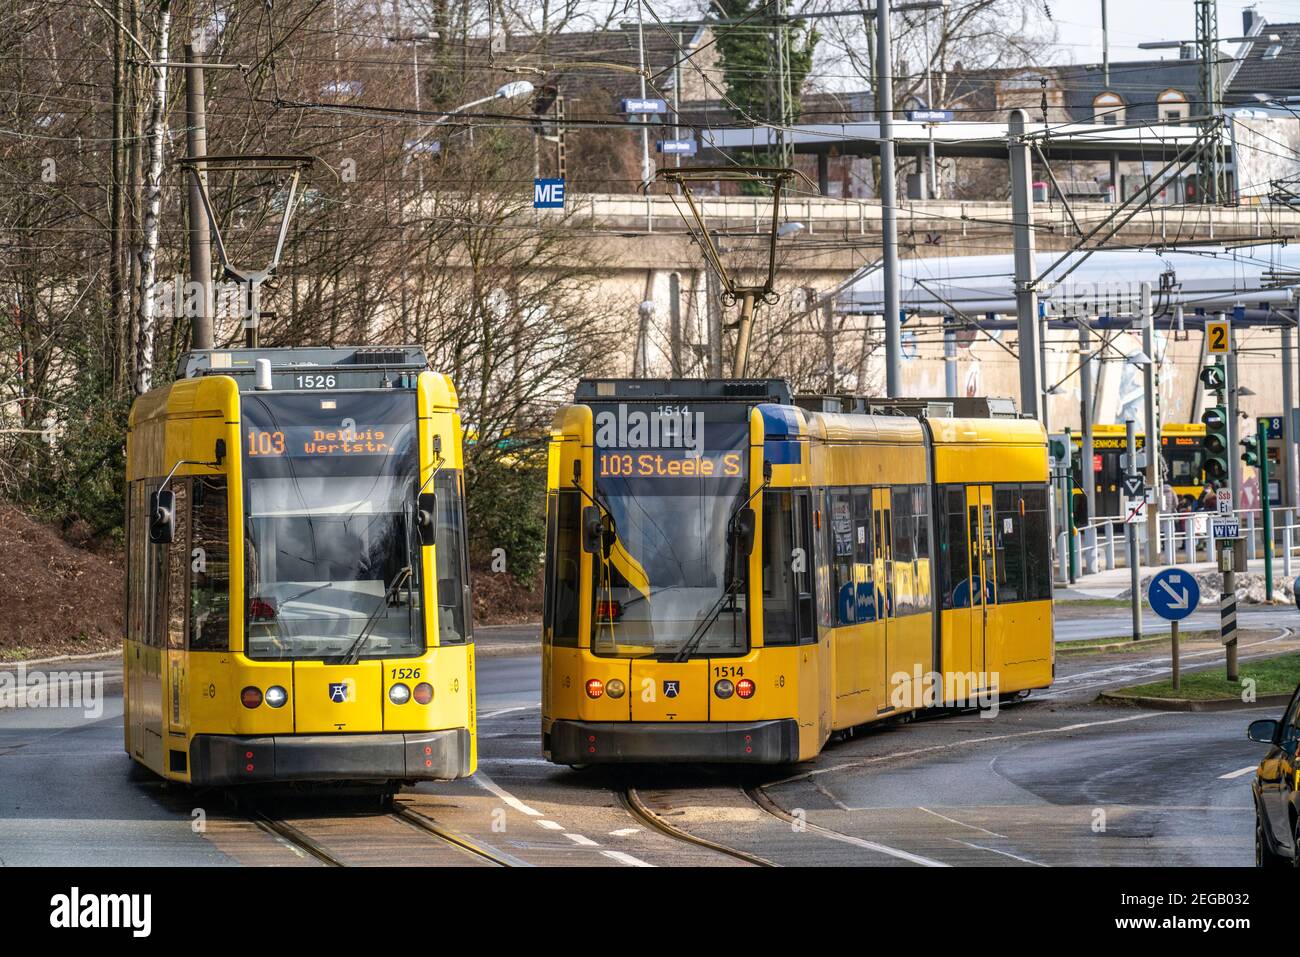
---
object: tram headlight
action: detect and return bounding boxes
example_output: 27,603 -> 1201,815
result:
264,685 -> 288,709
413,682 -> 434,705
714,678 -> 735,699
736,678 -> 756,700
240,686 -> 263,709
585,678 -> 605,699
389,683 -> 411,705
605,678 -> 626,699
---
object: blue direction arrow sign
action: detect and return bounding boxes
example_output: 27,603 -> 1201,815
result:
1147,568 -> 1201,622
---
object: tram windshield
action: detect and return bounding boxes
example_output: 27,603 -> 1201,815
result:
589,411 -> 750,659
241,391 -> 425,661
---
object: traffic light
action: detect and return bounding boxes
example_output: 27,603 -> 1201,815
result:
1241,433 -> 1260,469
1202,405 -> 1230,481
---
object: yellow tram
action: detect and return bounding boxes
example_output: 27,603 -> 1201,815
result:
1070,423 -> 1206,522
540,379 -> 1053,765
123,346 -> 476,788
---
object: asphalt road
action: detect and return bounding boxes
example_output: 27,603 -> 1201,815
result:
0,608 -> 1290,866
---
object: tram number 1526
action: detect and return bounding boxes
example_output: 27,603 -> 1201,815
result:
296,373 -> 337,389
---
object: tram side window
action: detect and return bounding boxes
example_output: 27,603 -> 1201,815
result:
166,481 -> 189,650
435,471 -> 471,644
892,488 -> 915,616
994,485 -> 1025,603
549,491 -> 582,647
762,491 -> 796,645
911,486 -> 932,613
1021,485 -> 1053,601
147,482 -> 168,648
127,481 -> 143,643
830,490 -> 856,626
189,475 -> 230,651
852,491 -> 874,623
941,486 -> 970,610
814,491 -> 832,628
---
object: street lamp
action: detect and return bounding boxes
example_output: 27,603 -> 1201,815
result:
1126,350 -> 1153,367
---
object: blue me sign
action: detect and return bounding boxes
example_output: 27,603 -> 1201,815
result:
534,178 -> 566,209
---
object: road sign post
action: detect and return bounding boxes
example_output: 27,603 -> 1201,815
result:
1258,418 -> 1275,602
1125,419 -> 1141,641
1148,568 -> 1201,692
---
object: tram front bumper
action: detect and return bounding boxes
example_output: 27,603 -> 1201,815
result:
188,729 -> 472,785
545,719 -> 800,764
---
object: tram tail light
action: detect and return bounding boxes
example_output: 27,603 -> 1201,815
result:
413,682 -> 434,705
240,686 -> 263,709
250,597 -> 277,620
585,678 -> 605,699
595,600 -> 623,621
735,678 -> 756,699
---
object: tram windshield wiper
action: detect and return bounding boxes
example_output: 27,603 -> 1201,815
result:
670,575 -> 741,663
338,565 -> 412,665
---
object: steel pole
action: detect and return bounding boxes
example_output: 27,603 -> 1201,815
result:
1284,324 -> 1297,508
1079,322 -> 1096,523
1261,418 -> 1275,601
877,0 -> 902,396
733,291 -> 757,378
184,44 -> 212,349
1009,109 -> 1041,419
1142,282 -> 1160,562
1126,418 -> 1142,641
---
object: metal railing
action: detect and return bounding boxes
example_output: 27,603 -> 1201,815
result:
1062,507 -> 1298,582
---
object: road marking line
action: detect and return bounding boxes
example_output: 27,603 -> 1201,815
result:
609,827 -> 642,837
477,705 -> 535,719
601,850 -> 654,867
944,836 -> 1048,867
1218,766 -> 1257,780
917,806 -> 1007,839
471,770 -> 543,817
536,820 -> 564,830
799,821 -> 950,867
774,711 -> 1168,784
564,833 -> 599,846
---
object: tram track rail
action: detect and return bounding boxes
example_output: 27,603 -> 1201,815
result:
244,801 -> 518,867
390,803 -> 518,866
620,785 -> 777,867
250,811 -> 347,867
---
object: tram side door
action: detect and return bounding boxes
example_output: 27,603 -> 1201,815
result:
966,486 -> 995,676
871,488 -> 892,713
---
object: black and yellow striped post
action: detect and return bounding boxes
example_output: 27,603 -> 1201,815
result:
1222,566 -> 1238,682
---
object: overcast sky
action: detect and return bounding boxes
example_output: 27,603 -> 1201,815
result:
1044,1 -> 1298,64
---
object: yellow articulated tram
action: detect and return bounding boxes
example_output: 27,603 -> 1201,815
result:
541,379 -> 1054,765
124,346 -> 476,789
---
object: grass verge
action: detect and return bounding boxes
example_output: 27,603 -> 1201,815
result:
1107,651 -> 1300,701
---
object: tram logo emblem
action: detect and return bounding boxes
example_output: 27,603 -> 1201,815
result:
662,680 -> 680,698
328,682 -> 350,703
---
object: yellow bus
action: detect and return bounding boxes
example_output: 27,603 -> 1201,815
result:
540,379 -> 1053,765
123,346 -> 476,791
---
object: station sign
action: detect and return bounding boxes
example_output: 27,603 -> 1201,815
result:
620,98 -> 667,114
533,178 -> 566,209
1147,568 -> 1200,622
906,109 -> 953,122
656,139 -> 697,155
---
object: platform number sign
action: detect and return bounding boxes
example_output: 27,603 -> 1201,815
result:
1206,319 -> 1230,354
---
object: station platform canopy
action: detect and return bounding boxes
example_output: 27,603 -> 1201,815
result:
837,242 -> 1300,325
700,119 -> 1215,163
